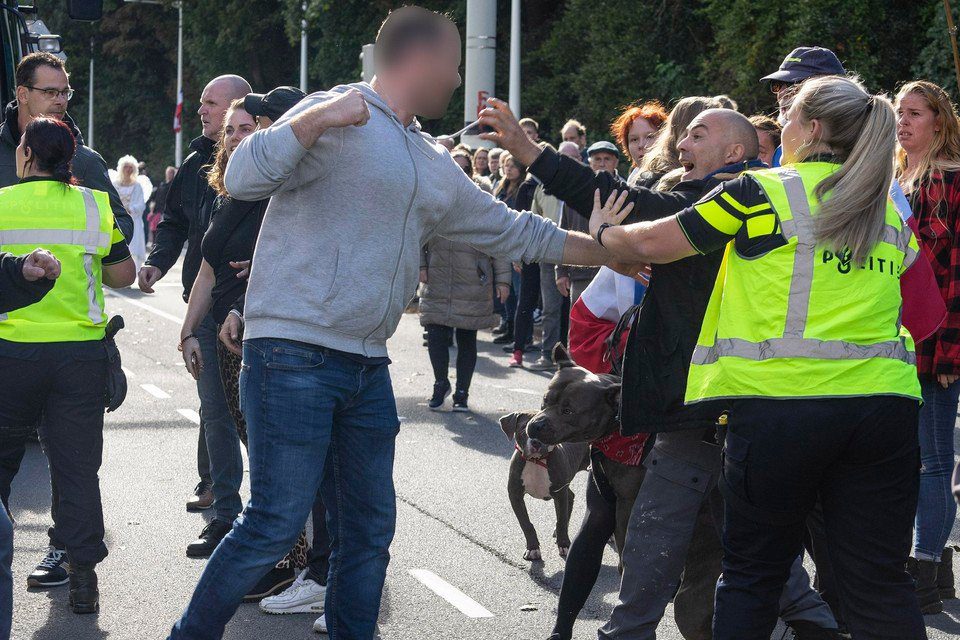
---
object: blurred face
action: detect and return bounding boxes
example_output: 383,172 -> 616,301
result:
121,163 -> 136,181
676,112 -> 739,180
521,124 -> 539,142
402,26 -> 463,120
756,129 -> 777,166
17,65 -> 70,121
589,152 -> 619,174
561,125 -> 586,149
199,80 -> 237,139
503,157 -> 520,181
165,167 -> 176,182
897,92 -> 939,158
489,153 -> 501,174
627,117 -> 658,166
474,150 -> 488,173
224,108 -> 257,157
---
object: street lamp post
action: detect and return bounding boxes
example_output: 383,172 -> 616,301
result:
509,0 -> 520,117
124,0 -> 183,165
87,37 -> 94,149
300,1 -> 307,93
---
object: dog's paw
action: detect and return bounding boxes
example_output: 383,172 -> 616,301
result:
558,545 -> 570,559
523,548 -> 543,562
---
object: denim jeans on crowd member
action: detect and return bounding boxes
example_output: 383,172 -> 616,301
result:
169,338 -> 400,640
196,313 -> 243,525
714,396 -> 924,640
0,506 -> 10,640
502,269 -> 522,325
539,263 -> 567,360
307,492 -> 332,585
914,377 -> 960,561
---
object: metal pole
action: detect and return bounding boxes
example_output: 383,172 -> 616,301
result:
175,0 -> 183,165
300,1 -> 308,92
87,37 -> 94,149
944,0 -> 960,95
509,0 -> 520,117
463,0 -> 496,148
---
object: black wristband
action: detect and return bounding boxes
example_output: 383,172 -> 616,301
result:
596,223 -> 613,247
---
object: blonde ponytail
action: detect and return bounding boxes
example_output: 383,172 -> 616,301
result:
792,76 -> 896,263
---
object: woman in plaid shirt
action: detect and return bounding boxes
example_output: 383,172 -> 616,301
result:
897,80 -> 960,613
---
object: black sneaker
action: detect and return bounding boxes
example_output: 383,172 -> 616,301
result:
186,519 -> 233,558
243,564 -> 296,602
452,390 -> 469,412
492,320 -> 508,335
27,546 -> 69,588
492,332 -> 514,345
429,380 -> 451,411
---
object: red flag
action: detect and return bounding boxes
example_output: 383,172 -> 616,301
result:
173,90 -> 183,133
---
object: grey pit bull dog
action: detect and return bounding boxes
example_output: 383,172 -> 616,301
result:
511,344 -> 646,561
500,410 -> 589,561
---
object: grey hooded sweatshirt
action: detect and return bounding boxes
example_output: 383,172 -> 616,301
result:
225,82 -> 568,358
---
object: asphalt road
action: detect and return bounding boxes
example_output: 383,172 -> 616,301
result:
9,261 -> 960,640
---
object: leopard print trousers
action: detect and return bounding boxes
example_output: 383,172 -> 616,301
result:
217,334 -> 309,570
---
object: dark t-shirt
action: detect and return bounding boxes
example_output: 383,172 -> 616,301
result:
200,196 -> 268,325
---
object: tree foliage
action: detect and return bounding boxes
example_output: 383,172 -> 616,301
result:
29,0 -> 960,182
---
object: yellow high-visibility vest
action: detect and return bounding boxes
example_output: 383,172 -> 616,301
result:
685,162 -> 922,403
0,180 -> 118,343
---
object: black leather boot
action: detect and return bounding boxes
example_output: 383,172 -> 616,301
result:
907,556 -> 943,614
938,546 -> 957,600
68,563 -> 99,614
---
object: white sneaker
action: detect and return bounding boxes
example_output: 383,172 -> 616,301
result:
259,569 -> 326,615
313,613 -> 328,634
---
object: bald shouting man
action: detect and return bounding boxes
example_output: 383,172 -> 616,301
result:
484,105 -> 842,639
140,74 -> 255,557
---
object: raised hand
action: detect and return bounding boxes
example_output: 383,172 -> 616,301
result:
319,88 -> 371,129
477,97 -> 542,167
589,189 -> 634,239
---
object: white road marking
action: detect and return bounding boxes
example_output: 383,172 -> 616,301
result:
140,383 -> 170,399
508,388 -> 540,396
177,408 -> 200,424
121,366 -> 136,378
105,290 -> 184,324
408,569 -> 494,618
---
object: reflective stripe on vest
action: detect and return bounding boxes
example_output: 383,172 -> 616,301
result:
690,169 -> 915,368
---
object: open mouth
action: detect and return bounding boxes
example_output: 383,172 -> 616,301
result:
681,161 -> 695,172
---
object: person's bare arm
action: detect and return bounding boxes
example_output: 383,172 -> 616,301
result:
589,190 -> 698,264
102,257 -> 136,289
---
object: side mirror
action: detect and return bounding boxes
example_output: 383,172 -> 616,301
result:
67,0 -> 104,21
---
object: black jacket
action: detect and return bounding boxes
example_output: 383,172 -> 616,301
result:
529,147 -> 746,434
147,179 -> 173,215
145,135 -> 217,301
0,252 -> 54,314
0,103 -> 132,242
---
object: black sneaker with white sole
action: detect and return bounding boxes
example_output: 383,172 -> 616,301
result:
428,380 -> 451,410
27,546 -> 69,588
452,390 -> 469,412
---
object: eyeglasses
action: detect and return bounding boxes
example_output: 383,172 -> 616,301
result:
770,81 -> 794,95
24,86 -> 74,100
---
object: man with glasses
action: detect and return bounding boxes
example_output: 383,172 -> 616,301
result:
760,46 -> 846,167
0,52 -> 133,596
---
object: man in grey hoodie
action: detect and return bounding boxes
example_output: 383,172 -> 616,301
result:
167,7 -> 623,640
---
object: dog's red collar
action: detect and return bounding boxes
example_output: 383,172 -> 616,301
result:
515,442 -> 550,468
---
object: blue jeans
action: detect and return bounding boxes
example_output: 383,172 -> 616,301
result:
169,338 -> 400,640
914,377 -> 960,561
0,507 -> 10,640
197,313 -> 243,524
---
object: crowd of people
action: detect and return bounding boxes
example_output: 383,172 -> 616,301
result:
0,4 -> 959,640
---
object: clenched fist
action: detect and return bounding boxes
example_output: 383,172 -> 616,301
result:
291,88 -> 371,149
21,248 -> 60,281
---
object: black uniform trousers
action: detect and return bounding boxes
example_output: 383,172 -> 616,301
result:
0,349 -> 108,565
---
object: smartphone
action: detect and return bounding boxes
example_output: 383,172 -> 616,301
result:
453,120 -> 495,138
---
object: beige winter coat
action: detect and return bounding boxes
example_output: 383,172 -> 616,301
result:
419,236 -> 512,330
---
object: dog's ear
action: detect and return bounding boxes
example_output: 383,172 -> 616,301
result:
499,412 -> 533,439
553,343 -> 576,369
606,382 -> 622,409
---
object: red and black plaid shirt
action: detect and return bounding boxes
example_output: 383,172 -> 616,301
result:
913,170 -> 960,377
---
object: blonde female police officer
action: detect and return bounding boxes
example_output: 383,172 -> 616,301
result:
0,117 -> 134,615
588,76 -> 926,639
